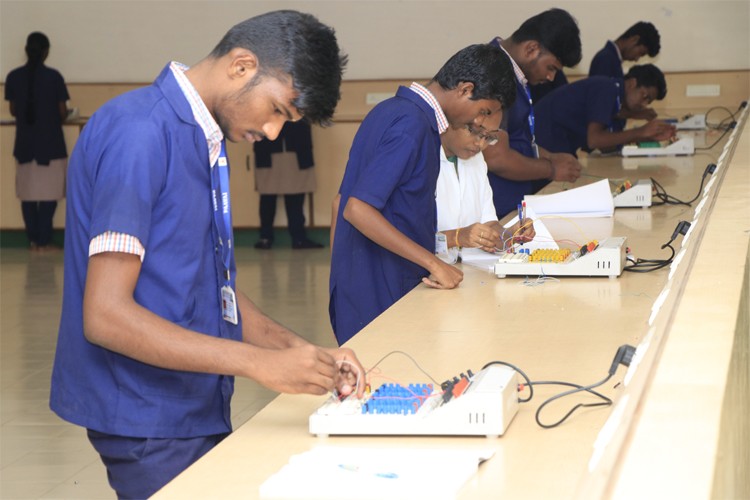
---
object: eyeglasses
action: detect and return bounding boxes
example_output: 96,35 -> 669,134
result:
465,123 -> 500,146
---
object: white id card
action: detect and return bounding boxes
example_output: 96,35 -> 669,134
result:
221,285 -> 238,324
435,232 -> 458,264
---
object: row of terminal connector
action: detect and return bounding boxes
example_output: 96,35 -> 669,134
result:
440,370 -> 474,403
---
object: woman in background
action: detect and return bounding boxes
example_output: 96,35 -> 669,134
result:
5,32 -> 69,251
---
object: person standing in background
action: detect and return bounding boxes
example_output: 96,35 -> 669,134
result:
589,21 -> 661,121
5,32 -> 69,251
253,120 -> 324,249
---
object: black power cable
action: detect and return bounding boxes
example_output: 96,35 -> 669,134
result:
483,345 -> 636,429
651,163 -> 716,206
624,220 -> 691,273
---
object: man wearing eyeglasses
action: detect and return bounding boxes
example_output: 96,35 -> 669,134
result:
483,9 -> 584,220
436,123 -> 535,257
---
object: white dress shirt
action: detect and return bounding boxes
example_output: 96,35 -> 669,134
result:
436,147 -> 498,233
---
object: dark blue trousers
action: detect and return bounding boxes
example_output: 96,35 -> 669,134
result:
87,430 -> 229,499
21,201 -> 57,246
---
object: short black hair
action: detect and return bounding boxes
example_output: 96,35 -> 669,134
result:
626,64 -> 667,100
210,10 -> 347,126
619,22 -> 661,57
431,44 -> 516,111
510,8 -> 582,68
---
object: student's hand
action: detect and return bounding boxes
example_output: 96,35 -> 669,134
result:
322,347 -> 367,398
549,153 -> 582,183
253,344 -> 344,396
460,223 -> 500,252
422,258 -> 463,290
509,219 -> 535,244
643,120 -> 676,141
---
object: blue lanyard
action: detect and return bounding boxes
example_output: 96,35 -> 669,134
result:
211,141 -> 233,285
524,84 -> 538,156
610,82 -> 622,132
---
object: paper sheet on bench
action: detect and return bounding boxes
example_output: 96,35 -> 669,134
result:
523,179 -> 614,218
259,445 -> 495,499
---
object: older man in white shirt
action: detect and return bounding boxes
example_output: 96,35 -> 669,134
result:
436,123 -> 534,255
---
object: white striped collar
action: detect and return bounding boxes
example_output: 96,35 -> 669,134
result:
493,37 -> 528,88
169,61 -> 224,167
409,82 -> 449,134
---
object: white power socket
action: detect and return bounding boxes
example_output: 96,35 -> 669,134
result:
365,92 -> 394,105
686,84 -> 720,97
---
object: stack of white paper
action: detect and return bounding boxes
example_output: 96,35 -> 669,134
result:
523,179 -> 615,218
259,446 -> 494,499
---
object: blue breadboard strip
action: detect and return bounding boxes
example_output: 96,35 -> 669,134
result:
362,383 -> 433,415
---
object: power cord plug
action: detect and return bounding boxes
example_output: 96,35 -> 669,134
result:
532,344 -> 637,429
625,221 -> 689,273
662,220 -> 691,249
608,345 -> 636,376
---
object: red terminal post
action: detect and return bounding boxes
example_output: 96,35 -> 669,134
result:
451,376 -> 470,399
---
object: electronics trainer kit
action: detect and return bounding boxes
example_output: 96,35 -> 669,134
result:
493,237 -> 627,279
310,347 -> 636,437
310,364 -> 518,438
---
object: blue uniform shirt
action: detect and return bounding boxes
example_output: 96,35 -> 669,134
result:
329,86 -> 441,345
533,76 -> 626,156
589,41 -> 624,79
50,64 -> 241,438
485,38 -> 544,219
529,70 -> 569,103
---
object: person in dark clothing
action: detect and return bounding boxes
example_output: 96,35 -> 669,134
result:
5,32 -> 69,251
252,120 -> 323,249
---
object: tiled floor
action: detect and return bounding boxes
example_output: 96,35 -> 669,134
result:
0,245 -> 337,499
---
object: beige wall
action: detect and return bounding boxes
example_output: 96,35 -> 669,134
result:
1,70 -> 748,229
2,0 -> 749,230
1,1 -> 748,83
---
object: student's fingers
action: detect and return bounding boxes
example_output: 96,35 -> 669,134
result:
472,224 -> 499,248
327,348 -> 366,398
422,276 -> 445,289
422,271 -> 462,290
250,346 -> 338,395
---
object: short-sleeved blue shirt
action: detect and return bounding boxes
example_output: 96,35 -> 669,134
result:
533,76 -> 626,156
529,70 -> 569,103
4,64 -> 69,165
485,38 -> 542,219
589,41 -> 624,79
50,65 -> 242,438
329,86 -> 440,345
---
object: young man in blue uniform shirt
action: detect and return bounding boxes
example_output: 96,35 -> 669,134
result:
589,21 -> 661,80
589,22 -> 661,120
329,44 -> 516,345
534,65 -> 675,156
482,9 -> 585,220
50,11 -> 365,499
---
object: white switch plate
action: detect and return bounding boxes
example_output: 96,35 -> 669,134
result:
365,92 -> 394,105
686,84 -> 720,97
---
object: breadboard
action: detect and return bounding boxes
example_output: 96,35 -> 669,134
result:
494,237 -> 627,278
621,137 -> 694,157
